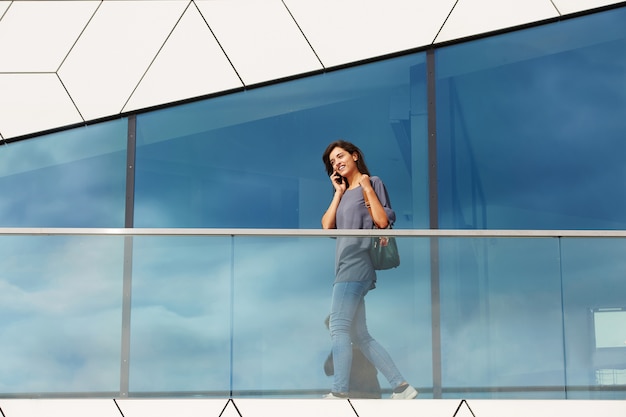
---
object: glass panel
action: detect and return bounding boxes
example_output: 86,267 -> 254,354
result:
230,235 -> 431,398
230,237 -> 331,396
561,238 -> 626,399
439,237 -> 566,398
128,236 -> 232,394
134,53 -> 428,229
0,235 -> 124,394
127,234 -> 430,397
435,7 -> 626,230
0,120 -> 127,227
0,231 -> 623,399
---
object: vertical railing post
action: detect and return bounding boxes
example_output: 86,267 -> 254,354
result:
120,115 -> 137,397
427,48 -> 443,399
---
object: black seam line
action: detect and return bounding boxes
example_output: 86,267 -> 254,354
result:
281,0 -> 326,69
461,399 -> 478,417
550,0 -> 562,15
453,399 -> 478,417
193,0 -> 245,87
431,0 -> 460,44
226,398 -> 244,417
217,398 -> 231,417
52,0 -> 103,125
56,0 -> 103,74
452,399 -> 464,417
347,398 -> 360,417
56,72 -> 86,123
112,399 -> 126,417
120,1 -> 193,114
0,1 -> 12,22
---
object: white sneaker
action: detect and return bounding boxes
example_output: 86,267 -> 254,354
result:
390,384 -> 418,399
323,392 -> 348,399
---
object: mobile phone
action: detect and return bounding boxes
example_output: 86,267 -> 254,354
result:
334,173 -> 343,184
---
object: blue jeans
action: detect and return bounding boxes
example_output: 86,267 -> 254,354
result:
329,280 -> 405,393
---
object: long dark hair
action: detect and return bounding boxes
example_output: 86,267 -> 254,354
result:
322,140 -> 371,178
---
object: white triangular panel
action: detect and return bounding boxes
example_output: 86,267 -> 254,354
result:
467,399 -> 626,417
0,1 -> 97,72
284,0 -> 457,68
124,4 -> 243,113
57,1 -> 188,121
553,0 -> 624,15
435,0 -> 559,44
0,74 -> 82,139
0,399 -> 121,417
195,0 -> 322,86
116,398 -> 231,417
351,399 -> 463,417
232,399 -> 357,417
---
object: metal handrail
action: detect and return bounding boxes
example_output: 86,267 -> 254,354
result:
0,227 -> 624,237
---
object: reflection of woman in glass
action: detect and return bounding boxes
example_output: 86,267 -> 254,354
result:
323,314 -> 381,399
321,140 -> 417,399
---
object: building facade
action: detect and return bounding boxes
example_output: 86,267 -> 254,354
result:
0,1 -> 625,416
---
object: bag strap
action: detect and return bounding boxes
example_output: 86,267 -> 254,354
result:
362,187 -> 391,230
362,188 -> 373,218
362,188 -> 381,229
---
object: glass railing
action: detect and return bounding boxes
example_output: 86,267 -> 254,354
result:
0,228 -> 624,400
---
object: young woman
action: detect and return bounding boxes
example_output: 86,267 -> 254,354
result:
321,140 -> 417,399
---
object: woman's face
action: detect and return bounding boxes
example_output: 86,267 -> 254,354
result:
329,146 -> 358,177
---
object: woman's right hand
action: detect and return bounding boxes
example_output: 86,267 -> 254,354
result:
330,171 -> 347,194
322,172 -> 345,229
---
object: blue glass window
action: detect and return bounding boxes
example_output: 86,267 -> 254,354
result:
134,54 -> 428,229
0,120 -> 128,227
436,8 -> 626,230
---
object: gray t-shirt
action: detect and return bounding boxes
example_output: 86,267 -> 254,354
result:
334,176 -> 396,287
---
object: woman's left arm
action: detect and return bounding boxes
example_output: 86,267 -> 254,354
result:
360,175 -> 390,229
